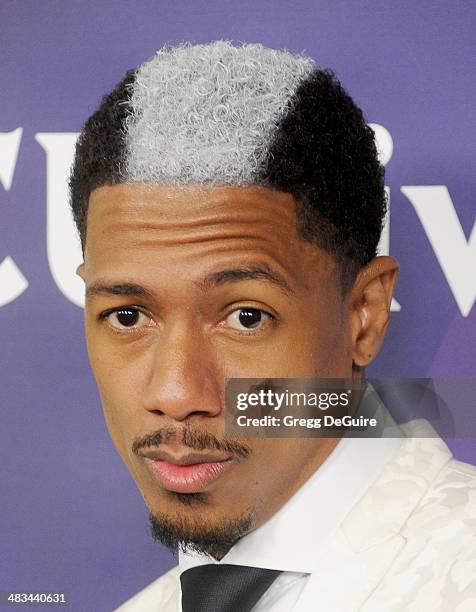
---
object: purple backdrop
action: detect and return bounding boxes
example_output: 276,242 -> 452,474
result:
1,2 -> 475,610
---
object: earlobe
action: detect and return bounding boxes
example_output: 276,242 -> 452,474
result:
76,263 -> 85,280
350,256 -> 399,367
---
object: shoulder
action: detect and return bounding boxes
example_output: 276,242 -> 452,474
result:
377,458 -> 476,607
392,427 -> 476,555
114,566 -> 181,612
405,457 -> 476,535
432,456 -> 476,488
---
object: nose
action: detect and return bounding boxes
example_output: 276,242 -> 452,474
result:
142,325 -> 222,422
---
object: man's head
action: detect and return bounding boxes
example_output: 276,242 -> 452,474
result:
71,41 -> 398,558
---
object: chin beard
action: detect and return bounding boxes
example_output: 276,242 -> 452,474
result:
148,493 -> 254,559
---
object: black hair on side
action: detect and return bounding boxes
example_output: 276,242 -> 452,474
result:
262,69 -> 386,289
69,69 -> 136,247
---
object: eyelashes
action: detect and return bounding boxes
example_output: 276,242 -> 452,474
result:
99,306 -> 275,334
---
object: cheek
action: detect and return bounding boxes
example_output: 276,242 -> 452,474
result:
306,296 -> 352,375
310,327 -> 352,376
275,311 -> 351,377
85,329 -> 146,448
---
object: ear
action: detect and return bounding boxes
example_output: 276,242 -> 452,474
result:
76,263 -> 85,281
349,256 -> 399,367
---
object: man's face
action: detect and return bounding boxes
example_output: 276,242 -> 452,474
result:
80,183 -> 360,555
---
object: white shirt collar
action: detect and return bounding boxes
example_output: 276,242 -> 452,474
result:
180,386 -> 403,574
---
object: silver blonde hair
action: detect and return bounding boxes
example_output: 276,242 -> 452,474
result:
124,40 -> 315,185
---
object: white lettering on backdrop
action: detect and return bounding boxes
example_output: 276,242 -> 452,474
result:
0,128 -> 28,307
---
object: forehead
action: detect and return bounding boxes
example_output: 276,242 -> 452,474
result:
84,183 -> 337,291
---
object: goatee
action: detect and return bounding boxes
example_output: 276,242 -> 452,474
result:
148,503 -> 254,560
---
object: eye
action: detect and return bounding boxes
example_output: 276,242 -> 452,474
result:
225,307 -> 272,331
102,307 -> 153,331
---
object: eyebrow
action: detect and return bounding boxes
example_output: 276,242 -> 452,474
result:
86,264 -> 292,301
196,264 -> 292,295
86,282 -> 154,300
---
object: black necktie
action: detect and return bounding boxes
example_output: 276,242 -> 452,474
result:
180,563 -> 282,612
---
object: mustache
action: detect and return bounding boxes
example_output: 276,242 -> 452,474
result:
132,426 -> 252,459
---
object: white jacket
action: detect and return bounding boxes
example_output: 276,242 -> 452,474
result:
116,420 -> 476,611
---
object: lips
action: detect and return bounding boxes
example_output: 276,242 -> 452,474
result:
140,448 -> 234,494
